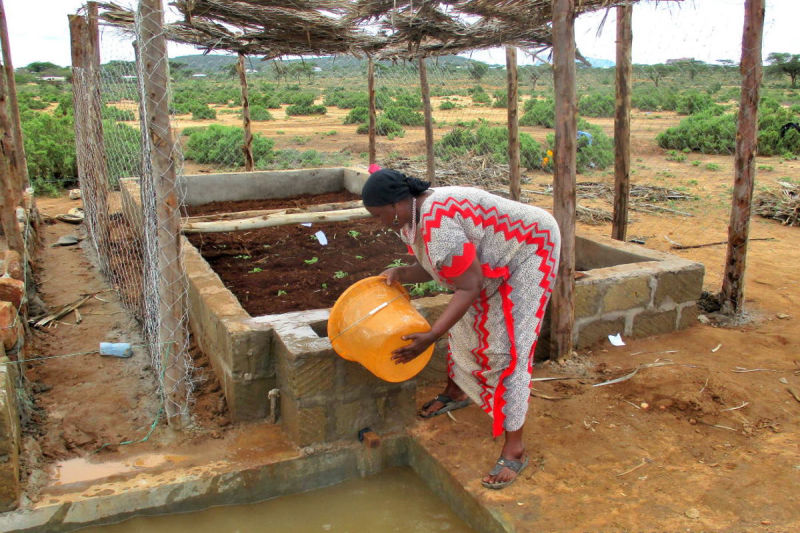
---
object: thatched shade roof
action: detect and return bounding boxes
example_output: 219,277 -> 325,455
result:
96,0 -> 639,60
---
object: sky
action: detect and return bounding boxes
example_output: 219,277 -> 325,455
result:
3,0 -> 799,69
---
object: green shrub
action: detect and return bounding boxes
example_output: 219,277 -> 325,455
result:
492,90 -> 508,108
471,91 -> 491,105
393,90 -> 422,110
190,103 -> 217,120
103,120 -> 142,185
383,105 -> 424,126
324,89 -> 369,109
102,104 -> 135,122
279,91 -> 317,106
22,110 -> 76,192
435,122 -> 545,171
185,124 -> 275,167
676,90 -> 714,115
631,85 -> 678,111
578,91 -> 615,117
249,92 -> 282,108
285,103 -> 327,116
439,100 -> 457,110
520,98 -> 555,128
248,105 -> 274,121
356,116 -> 404,136
344,106 -> 369,125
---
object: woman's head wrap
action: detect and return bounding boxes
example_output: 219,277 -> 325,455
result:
361,169 -> 431,207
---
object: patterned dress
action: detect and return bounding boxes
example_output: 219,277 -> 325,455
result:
407,187 -> 561,437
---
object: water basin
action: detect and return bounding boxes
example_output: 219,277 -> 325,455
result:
82,467 -> 474,533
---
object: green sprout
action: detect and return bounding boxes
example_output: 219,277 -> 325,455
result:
386,258 -> 409,268
348,230 -> 361,239
333,270 -> 349,279
249,267 -> 262,273
304,257 -> 319,265
277,289 -> 287,296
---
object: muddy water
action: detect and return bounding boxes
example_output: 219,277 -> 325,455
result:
85,467 -> 475,533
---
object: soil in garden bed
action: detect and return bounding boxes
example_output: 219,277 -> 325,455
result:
187,213 -> 441,316
182,190 -> 361,217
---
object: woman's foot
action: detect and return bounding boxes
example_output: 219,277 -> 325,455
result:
481,450 -> 528,488
418,379 -> 468,417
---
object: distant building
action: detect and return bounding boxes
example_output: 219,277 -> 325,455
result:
666,57 -> 695,64
39,76 -> 66,82
192,73 -> 207,78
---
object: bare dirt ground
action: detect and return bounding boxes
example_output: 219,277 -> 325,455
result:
16,103 -> 800,531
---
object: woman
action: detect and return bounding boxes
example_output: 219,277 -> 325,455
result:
361,168 -> 561,489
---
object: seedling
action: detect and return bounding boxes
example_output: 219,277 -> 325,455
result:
386,258 -> 409,268
277,289 -> 287,296
355,255 -> 364,260
321,283 -> 328,289
333,270 -> 349,279
235,254 -> 251,260
304,257 -> 319,265
249,267 -> 262,273
348,230 -> 361,239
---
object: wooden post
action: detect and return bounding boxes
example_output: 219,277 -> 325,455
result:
551,0 -> 577,360
506,47 -> 521,201
0,56 -> 24,254
139,0 -> 188,428
87,2 -> 110,266
237,52 -> 254,171
611,5 -> 633,241
0,0 -> 28,190
367,57 -> 376,167
720,0 -> 764,315
418,56 -> 435,184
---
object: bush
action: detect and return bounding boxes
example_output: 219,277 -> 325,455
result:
631,86 -> 678,111
657,109 -> 736,154
578,91 -> 615,117
439,100 -> 457,110
492,90 -> 508,108
393,90 -> 422,110
190,103 -> 217,120
356,116 -> 404,137
471,91 -> 491,105
103,120 -> 142,185
102,104 -> 135,122
185,124 -> 275,167
435,122 -> 545,171
383,105 -> 424,126
676,90 -> 714,115
541,121 -> 614,174
249,92 -> 282,109
343,106 -> 368,125
279,91 -> 317,106
324,89 -> 368,109
248,105 -> 274,121
22,110 -> 76,192
285,103 -> 327,116
520,98 -> 555,128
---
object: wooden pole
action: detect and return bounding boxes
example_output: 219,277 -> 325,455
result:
87,2 -> 110,266
418,56 -> 435,184
0,0 -> 28,190
720,0 -> 764,315
237,53 -> 254,172
551,0 -> 577,360
506,47 -> 521,201
611,5 -> 633,241
139,0 -> 188,428
0,55 -> 24,254
367,57 -> 376,167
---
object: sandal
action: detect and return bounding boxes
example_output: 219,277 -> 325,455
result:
481,455 -> 529,490
418,394 -> 471,418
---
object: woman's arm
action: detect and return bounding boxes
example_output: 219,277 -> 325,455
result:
391,257 -> 482,363
381,261 -> 433,285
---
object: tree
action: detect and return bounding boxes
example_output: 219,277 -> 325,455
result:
468,61 -> 489,82
24,61 -> 62,73
673,59 -> 706,81
271,60 -> 288,83
766,53 -> 800,88
520,64 -> 551,92
640,64 -> 669,88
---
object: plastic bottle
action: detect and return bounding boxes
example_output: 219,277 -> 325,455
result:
99,342 -> 133,358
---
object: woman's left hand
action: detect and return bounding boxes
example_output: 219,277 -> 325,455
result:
391,331 -> 437,364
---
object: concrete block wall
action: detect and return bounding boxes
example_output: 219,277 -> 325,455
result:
255,310 -> 416,447
182,239 -> 275,421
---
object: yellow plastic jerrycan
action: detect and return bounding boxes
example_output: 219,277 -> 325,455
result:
328,276 -> 435,382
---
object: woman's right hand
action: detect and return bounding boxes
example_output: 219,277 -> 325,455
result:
379,267 -> 404,286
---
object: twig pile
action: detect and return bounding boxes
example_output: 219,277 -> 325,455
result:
754,181 -> 800,227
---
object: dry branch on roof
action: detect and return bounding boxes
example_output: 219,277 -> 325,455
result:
96,0 -> 638,60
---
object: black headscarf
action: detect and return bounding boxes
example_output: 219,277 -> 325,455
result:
361,169 -> 431,207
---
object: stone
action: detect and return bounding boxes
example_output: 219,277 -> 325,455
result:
677,303 -> 699,330
654,267 -> 704,307
281,396 -> 327,446
631,310 -> 678,338
601,276 -> 651,314
68,188 -> 82,200
286,355 -> 335,398
0,302 -> 24,352
575,317 -> 626,348
0,278 -> 25,311
574,282 -> 602,318
2,250 -> 23,281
